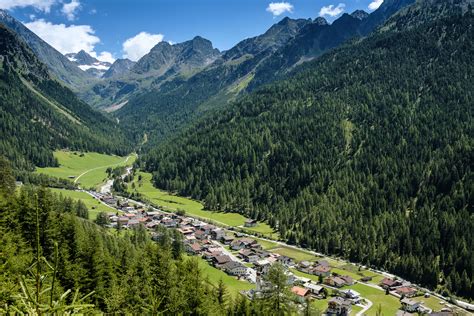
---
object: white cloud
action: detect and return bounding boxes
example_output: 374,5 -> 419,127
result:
0,0 -> 56,12
122,31 -> 164,61
319,3 -> 345,17
266,2 -> 294,16
25,19 -> 99,54
368,0 -> 383,10
91,51 -> 115,63
61,0 -> 80,21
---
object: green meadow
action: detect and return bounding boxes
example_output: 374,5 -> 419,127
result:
50,188 -> 117,220
130,171 -> 274,235
36,151 -> 136,189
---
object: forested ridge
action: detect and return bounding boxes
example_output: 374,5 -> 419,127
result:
140,3 -> 474,299
0,24 -> 131,170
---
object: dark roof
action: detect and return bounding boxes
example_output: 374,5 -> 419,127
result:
215,255 -> 231,264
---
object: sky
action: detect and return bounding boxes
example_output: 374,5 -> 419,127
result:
0,0 -> 384,63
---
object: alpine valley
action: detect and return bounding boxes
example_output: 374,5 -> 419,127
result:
0,0 -> 472,315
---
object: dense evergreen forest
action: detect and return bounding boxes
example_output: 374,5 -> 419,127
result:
0,24 -> 131,170
0,157 -> 313,315
140,4 -> 474,299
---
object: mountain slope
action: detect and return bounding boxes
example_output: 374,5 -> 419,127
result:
0,10 -> 93,90
0,24 -> 131,170
65,50 -> 112,78
102,58 -> 136,79
140,1 -> 474,298
115,1 -> 413,146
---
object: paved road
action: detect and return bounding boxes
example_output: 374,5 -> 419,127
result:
356,299 -> 373,316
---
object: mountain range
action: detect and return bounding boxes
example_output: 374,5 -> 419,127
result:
65,50 -> 112,78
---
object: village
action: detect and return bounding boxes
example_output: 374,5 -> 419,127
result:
88,190 -> 469,316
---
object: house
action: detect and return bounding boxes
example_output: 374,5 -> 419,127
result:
200,224 -> 215,234
244,219 -> 257,227
396,286 -> 417,298
254,259 -> 272,275
211,228 -> 225,240
230,238 -> 257,250
380,277 -> 402,289
339,276 -> 354,286
203,250 -> 222,261
326,297 -> 352,316
316,260 -> 330,267
223,261 -> 247,276
401,298 -> 421,312
312,264 -> 331,277
360,276 -> 373,282
213,255 -> 232,267
185,243 -> 202,255
161,218 -> 177,228
291,286 -> 310,303
303,283 -> 324,296
221,235 -> 234,245
340,289 -> 361,302
324,276 -> 347,288
276,255 -> 294,266
194,230 -> 208,240
298,261 -> 312,273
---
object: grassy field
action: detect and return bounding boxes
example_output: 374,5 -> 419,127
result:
241,224 -> 279,239
37,151 -> 136,189
130,172 -> 274,233
345,283 -> 401,315
50,188 -> 117,220
193,256 -> 254,297
270,247 -> 317,262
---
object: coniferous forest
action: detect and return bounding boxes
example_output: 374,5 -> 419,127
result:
140,8 -> 474,298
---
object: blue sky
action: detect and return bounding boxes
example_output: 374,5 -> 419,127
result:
0,0 -> 384,62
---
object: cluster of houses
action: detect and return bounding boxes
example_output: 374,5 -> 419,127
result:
91,193 -> 463,316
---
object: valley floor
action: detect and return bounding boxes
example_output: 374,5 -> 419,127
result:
36,151 -> 473,315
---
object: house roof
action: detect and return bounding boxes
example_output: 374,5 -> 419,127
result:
190,243 -> 202,251
381,277 -> 397,286
303,283 -> 323,292
314,265 -> 331,273
223,261 -> 245,270
397,287 -> 417,294
215,255 -> 231,264
401,298 -> 419,306
329,296 -> 351,307
291,286 -> 309,297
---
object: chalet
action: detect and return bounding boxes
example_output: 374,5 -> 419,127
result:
203,250 -> 222,261
401,298 -> 421,312
396,287 -> 417,298
185,243 -> 202,255
326,297 -> 352,316
303,283 -> 324,296
380,277 -> 402,290
339,276 -> 354,286
298,261 -> 312,273
223,261 -> 247,276
276,255 -> 294,266
244,219 -> 257,227
291,286 -> 310,303
230,238 -> 257,250
200,224 -> 215,234
312,264 -> 331,277
211,228 -> 225,240
161,218 -> 177,228
316,260 -> 330,267
360,276 -> 373,282
213,255 -> 232,267
341,289 -> 361,303
324,276 -> 347,288
254,259 -> 272,275
221,235 -> 234,245
194,230 -> 208,240
146,222 -> 158,229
